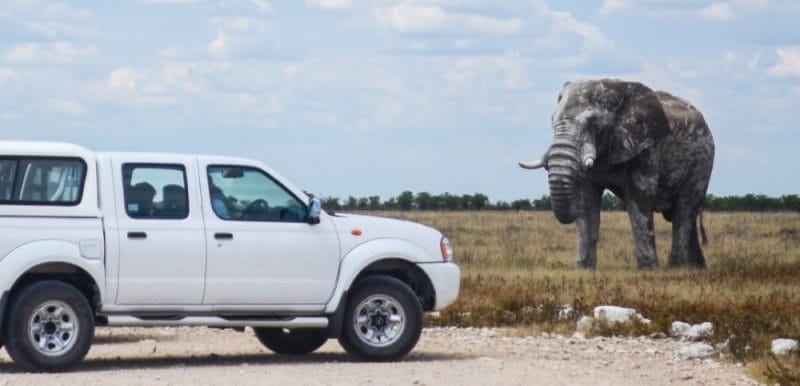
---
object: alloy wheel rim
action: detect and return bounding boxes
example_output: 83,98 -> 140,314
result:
28,300 -> 79,356
352,294 -> 406,347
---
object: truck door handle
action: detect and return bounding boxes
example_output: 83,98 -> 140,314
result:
214,232 -> 233,240
127,231 -> 147,239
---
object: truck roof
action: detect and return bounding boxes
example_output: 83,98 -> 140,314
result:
0,141 -> 94,158
0,141 -> 255,165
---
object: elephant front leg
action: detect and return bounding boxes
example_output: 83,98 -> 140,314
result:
574,183 -> 603,269
625,197 -> 659,270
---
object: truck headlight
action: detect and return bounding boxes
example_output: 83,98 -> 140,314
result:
440,237 -> 454,262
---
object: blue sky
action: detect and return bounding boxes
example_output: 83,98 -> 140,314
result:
1,0 -> 798,201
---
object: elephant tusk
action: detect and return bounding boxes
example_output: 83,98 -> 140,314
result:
582,140 -> 597,170
519,160 -> 545,169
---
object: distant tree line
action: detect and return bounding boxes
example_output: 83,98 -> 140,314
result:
315,192 -> 800,212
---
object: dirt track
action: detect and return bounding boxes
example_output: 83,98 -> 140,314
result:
0,327 -> 759,385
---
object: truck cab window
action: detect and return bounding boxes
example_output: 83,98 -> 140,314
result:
123,164 -> 188,219
207,166 -> 306,222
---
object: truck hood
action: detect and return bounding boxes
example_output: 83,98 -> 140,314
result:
328,213 -> 444,263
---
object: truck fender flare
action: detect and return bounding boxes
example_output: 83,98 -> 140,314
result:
0,239 -> 104,299
324,238 -> 430,314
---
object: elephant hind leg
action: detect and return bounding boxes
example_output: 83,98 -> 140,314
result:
668,205 -> 706,268
688,220 -> 706,268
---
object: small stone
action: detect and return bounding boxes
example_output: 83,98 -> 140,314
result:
678,343 -> 716,359
576,316 -> 595,334
592,305 -> 650,326
644,348 -> 659,356
670,321 -> 713,341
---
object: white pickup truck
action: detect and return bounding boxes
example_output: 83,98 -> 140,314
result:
0,141 -> 459,372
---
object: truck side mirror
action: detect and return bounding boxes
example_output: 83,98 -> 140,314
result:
307,197 -> 321,225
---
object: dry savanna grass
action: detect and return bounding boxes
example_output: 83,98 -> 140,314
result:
368,210 -> 800,380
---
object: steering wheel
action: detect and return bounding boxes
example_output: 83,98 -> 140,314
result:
243,199 -> 270,219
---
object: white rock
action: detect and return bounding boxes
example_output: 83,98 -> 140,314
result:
678,343 -> 716,359
670,321 -> 713,341
593,305 -> 650,325
670,321 -> 691,337
480,328 -> 496,338
771,339 -> 799,356
576,315 -> 595,334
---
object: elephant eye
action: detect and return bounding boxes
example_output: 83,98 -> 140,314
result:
557,93 -> 563,103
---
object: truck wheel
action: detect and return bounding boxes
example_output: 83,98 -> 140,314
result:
253,328 -> 328,355
2,281 -> 94,372
338,275 -> 422,361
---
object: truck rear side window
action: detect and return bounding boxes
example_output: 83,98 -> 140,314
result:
0,158 -> 86,205
122,164 -> 189,219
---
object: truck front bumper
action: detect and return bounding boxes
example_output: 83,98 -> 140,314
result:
417,262 -> 460,311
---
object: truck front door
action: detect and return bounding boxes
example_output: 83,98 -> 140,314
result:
200,162 -> 340,306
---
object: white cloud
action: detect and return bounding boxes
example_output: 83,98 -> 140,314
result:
599,0 -> 631,16
376,3 -> 522,35
376,4 -> 448,33
543,5 -> 614,52
41,2 -> 91,20
48,98 -> 85,115
724,51 -> 762,80
443,53 -> 532,91
767,47 -> 800,78
205,17 -> 269,57
102,66 -> 179,107
306,0 -> 352,10
108,67 -> 137,92
208,32 -> 228,56
733,0 -> 767,7
464,14 -> 522,35
0,67 -> 17,85
211,17 -> 267,34
139,0 -> 198,4
3,41 -> 97,64
699,3 -> 735,20
251,0 -> 273,14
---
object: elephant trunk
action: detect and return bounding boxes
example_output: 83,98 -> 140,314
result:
547,135 -> 582,224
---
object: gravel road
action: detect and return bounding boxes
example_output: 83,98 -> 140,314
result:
0,327 -> 760,385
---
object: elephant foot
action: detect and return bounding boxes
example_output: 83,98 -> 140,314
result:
575,258 -> 597,270
668,256 -> 706,269
636,256 -> 659,270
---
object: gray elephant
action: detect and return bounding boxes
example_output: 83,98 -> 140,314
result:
519,79 -> 715,269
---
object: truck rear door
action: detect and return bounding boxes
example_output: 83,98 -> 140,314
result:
112,155 -> 206,304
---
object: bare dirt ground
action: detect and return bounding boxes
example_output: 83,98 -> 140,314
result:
0,327 -> 760,385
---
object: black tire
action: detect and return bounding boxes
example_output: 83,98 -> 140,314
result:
2,280 -> 94,372
338,275 -> 422,361
253,328 -> 328,355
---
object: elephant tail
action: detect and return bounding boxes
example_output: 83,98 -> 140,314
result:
699,210 -> 708,246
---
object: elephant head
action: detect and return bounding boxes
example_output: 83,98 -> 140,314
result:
519,79 -> 670,224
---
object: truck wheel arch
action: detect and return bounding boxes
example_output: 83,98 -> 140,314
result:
324,238 -> 437,314
8,262 -> 100,309
1,262 -> 102,334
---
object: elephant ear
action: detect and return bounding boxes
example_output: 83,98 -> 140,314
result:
608,83 -> 670,165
